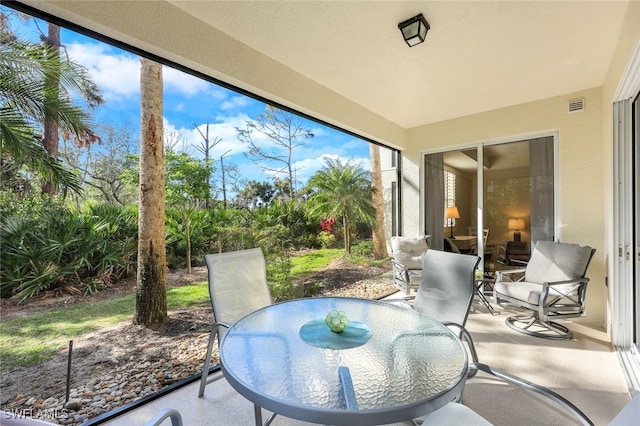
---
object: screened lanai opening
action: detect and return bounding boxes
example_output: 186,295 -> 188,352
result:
1,3 -> 403,424
424,135 -> 556,274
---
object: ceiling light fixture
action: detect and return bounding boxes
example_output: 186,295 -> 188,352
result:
398,13 -> 430,47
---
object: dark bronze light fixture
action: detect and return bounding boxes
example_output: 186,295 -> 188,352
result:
398,13 -> 430,47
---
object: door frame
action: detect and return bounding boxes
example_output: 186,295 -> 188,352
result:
612,37 -> 640,391
420,130 -> 560,266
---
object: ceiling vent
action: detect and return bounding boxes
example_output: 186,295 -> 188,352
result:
568,98 -> 585,113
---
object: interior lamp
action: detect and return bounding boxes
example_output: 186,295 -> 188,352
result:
398,14 -> 430,47
445,206 -> 460,239
508,218 -> 525,242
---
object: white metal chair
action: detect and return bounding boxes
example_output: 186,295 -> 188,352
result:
425,389 -> 638,426
390,235 -> 429,294
418,324 -> 594,426
197,248 -> 274,422
144,408 -> 183,426
494,240 -> 595,339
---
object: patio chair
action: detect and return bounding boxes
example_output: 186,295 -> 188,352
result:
198,248 -> 273,399
493,240 -> 595,339
390,235 -> 429,294
418,324 -> 594,426
144,408 -> 183,426
412,249 -> 481,329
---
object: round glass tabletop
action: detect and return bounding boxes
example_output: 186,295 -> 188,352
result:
220,296 -> 468,425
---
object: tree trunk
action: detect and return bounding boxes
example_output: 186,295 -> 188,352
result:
42,23 -> 60,195
343,214 -> 351,254
369,144 -> 388,259
134,58 -> 167,326
185,213 -> 192,274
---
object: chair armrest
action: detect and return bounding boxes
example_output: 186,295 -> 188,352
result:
509,259 -> 529,267
144,408 -> 183,426
496,268 -> 526,282
391,258 -> 408,274
543,277 -> 590,287
537,277 -> 590,311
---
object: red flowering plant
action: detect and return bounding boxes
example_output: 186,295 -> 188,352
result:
318,217 -> 337,248
320,217 -> 336,232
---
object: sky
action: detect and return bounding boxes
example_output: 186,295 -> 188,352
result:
2,5 -> 374,192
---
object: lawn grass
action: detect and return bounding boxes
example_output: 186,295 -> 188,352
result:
0,249 -> 348,373
0,283 -> 210,373
289,248 -> 344,277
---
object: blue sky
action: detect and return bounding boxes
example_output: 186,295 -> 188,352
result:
3,5 -> 373,188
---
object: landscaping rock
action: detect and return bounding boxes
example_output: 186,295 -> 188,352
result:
0,264 -> 395,425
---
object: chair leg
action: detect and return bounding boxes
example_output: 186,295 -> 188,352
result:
470,362 -> 593,426
505,314 -> 573,340
198,326 -> 218,397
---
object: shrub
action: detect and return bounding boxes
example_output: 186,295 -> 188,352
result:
317,230 -> 336,249
0,202 -> 138,300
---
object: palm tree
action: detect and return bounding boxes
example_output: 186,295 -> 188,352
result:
134,58 -> 167,326
0,32 -> 102,194
369,144 -> 387,259
307,157 -> 376,254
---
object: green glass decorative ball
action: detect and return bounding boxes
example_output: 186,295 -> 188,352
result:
325,310 -> 350,333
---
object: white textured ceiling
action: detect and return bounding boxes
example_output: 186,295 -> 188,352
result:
168,1 -> 629,129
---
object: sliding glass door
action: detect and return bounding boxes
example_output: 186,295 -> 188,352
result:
423,135 -> 556,274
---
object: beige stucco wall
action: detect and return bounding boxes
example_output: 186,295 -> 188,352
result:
404,88 -> 607,328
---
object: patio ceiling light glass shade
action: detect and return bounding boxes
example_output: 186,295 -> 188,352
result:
398,14 -> 430,47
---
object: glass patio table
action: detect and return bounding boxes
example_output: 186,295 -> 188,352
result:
219,296 -> 468,426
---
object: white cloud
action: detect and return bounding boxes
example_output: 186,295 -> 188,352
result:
220,96 -> 252,111
163,67 -> 210,96
291,153 -> 371,185
67,42 -> 223,101
162,113 -> 261,159
67,42 -> 140,100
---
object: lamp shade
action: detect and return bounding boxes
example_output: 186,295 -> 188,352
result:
508,218 -> 525,242
445,206 -> 460,219
398,14 -> 430,47
508,218 -> 525,230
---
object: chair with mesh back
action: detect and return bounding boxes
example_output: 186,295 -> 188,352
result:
198,248 -> 273,398
392,249 -> 480,407
412,249 -> 481,329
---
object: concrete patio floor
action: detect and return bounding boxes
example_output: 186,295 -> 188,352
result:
96,295 -> 632,426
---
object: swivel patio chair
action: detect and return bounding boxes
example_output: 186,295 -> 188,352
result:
390,235 -> 429,295
198,248 -> 273,399
493,240 -> 595,339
